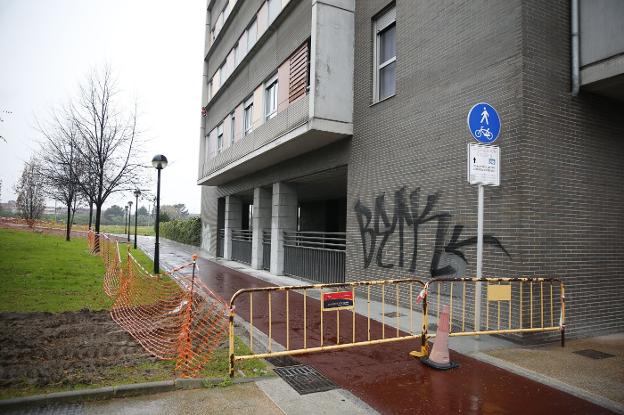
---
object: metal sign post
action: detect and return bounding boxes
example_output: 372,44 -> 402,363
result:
467,102 -> 501,333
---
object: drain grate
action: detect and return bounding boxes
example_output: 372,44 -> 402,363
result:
573,349 -> 615,360
274,365 -> 338,395
266,355 -> 301,367
383,311 -> 405,318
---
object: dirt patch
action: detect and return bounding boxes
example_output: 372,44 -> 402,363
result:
0,310 -> 173,395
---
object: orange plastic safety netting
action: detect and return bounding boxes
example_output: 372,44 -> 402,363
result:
88,231 -> 229,377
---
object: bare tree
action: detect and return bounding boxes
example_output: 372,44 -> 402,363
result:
70,67 -> 144,248
38,118 -> 82,241
14,158 -> 45,223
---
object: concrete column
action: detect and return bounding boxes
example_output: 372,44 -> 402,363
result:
223,195 -> 242,260
251,187 -> 272,269
200,186 -> 219,257
270,182 -> 298,275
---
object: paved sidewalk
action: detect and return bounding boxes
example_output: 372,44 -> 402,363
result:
137,236 -> 622,414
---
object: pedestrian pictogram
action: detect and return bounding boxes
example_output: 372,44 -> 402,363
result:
467,102 -> 501,144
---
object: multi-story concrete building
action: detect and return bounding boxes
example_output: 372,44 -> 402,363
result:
198,0 -> 624,339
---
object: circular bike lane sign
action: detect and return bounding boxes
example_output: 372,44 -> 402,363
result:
467,102 -> 501,144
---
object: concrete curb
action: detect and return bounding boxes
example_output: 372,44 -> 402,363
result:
470,352 -> 624,415
0,376 -> 274,410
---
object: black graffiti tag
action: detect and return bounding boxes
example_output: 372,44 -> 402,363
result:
354,187 -> 510,276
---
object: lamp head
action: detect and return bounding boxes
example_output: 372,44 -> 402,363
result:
152,154 -> 168,169
134,189 -> 141,197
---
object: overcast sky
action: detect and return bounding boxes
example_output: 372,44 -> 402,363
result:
0,0 -> 205,213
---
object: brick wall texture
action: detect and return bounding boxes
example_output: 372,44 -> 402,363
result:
346,0 -> 624,339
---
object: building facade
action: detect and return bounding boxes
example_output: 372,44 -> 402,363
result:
198,0 -> 624,339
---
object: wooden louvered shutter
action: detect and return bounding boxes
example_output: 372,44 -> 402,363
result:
288,41 -> 309,103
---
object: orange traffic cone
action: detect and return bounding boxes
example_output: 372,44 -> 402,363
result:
421,305 -> 459,370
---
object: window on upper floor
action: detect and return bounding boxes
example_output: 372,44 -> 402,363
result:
264,74 -> 278,120
216,11 -> 224,34
243,97 -> 254,134
217,66 -> 223,88
373,6 -> 396,102
230,112 -> 236,144
247,18 -> 257,51
268,0 -> 281,24
217,123 -> 224,153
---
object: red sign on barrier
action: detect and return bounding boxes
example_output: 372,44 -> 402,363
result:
322,291 -> 354,311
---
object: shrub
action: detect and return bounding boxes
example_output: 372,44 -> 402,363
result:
159,217 -> 201,246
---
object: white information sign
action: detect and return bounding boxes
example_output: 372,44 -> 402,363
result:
468,143 -> 500,186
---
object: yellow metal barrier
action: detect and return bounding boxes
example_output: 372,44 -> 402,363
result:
420,277 -> 565,346
228,278 -> 427,376
228,276 -> 566,376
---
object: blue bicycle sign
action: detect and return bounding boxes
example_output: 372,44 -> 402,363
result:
467,102 -> 501,144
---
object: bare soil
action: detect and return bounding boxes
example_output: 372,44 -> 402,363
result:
0,310 -> 172,395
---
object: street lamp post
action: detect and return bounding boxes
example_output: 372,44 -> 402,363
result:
133,189 -> 141,249
127,201 -> 133,242
124,205 -> 129,235
152,154 -> 168,274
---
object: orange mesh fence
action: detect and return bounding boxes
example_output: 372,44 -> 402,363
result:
88,230 -> 229,377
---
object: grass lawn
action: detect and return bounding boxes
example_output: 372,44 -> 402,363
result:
0,228 -> 269,399
0,228 -> 111,312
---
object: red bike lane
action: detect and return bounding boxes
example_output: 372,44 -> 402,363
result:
196,257 -> 614,415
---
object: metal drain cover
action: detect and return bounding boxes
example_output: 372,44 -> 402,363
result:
573,349 -> 615,360
383,311 -> 404,318
266,355 -> 301,367
274,364 -> 338,395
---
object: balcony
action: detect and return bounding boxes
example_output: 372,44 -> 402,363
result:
579,0 -> 624,101
198,0 -> 355,186
198,96 -> 352,186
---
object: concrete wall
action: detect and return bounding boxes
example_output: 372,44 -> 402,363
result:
309,0 -> 355,124
579,0 -> 624,66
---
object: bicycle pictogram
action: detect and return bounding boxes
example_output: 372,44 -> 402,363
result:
474,127 -> 493,141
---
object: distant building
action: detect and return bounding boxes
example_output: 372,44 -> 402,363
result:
197,0 -> 624,339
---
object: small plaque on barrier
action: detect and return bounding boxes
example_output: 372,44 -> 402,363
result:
487,284 -> 511,301
322,291 -> 354,311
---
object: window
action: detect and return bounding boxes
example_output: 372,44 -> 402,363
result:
268,0 -> 281,24
237,33 -> 247,62
217,123 -> 224,153
243,97 -> 254,134
247,18 -> 257,51
230,112 -> 236,144
264,74 -> 278,120
216,11 -> 224,34
373,7 -> 396,102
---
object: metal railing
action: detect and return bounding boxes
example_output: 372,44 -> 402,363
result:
228,276 -> 566,376
217,229 -> 224,258
231,229 -> 252,265
228,278 -> 427,376
262,230 -> 271,271
423,277 -> 566,345
283,231 -> 346,283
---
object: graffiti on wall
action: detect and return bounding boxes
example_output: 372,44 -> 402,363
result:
354,187 -> 509,276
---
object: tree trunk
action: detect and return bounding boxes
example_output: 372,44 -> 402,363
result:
65,204 -> 71,242
88,201 -> 94,229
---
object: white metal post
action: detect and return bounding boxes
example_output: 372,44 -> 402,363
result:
475,183 -> 484,333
